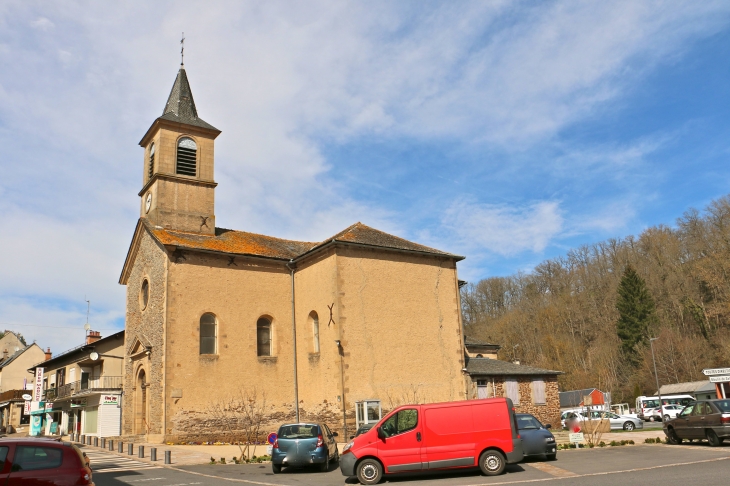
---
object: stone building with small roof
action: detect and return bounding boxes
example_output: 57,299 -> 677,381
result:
464,338 -> 562,427
119,64 -> 469,442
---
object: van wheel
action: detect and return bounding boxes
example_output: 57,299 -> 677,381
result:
272,463 -> 282,474
356,458 -> 383,485
546,454 -> 557,461
479,450 -> 506,476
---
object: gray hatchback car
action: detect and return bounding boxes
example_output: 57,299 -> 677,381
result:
272,423 -> 339,473
664,399 -> 730,446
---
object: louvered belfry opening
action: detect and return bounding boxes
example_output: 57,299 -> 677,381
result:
176,137 -> 197,176
148,143 -> 155,180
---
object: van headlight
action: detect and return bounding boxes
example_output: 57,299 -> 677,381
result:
342,441 -> 354,454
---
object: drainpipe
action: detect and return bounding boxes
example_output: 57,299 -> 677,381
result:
286,261 -> 300,423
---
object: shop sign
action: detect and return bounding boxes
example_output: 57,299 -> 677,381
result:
44,402 -> 54,412
24,401 -> 31,415
703,368 -> 730,376
29,402 -> 45,415
102,395 -> 119,405
709,375 -> 730,383
22,394 -> 32,401
33,368 -> 44,402
70,398 -> 87,408
30,415 -> 43,436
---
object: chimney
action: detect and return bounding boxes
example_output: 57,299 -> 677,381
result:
45,348 -> 52,361
86,331 -> 102,345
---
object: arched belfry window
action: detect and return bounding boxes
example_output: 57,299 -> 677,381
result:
200,313 -> 217,355
148,143 -> 155,180
176,137 -> 197,176
257,317 -> 272,357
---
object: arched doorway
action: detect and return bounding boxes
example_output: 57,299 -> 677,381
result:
135,369 -> 147,435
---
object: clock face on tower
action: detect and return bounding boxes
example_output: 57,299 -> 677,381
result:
145,193 -> 152,213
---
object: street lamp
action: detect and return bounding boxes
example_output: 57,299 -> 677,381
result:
649,337 -> 662,418
511,344 -> 519,362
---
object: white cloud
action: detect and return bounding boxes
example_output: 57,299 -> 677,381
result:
441,199 -> 564,256
30,17 -> 53,30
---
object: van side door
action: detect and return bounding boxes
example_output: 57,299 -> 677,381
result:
422,404 -> 475,470
377,407 -> 423,473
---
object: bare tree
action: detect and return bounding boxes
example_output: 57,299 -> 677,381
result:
206,388 -> 268,461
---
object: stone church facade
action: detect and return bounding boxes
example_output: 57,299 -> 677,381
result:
119,65 -> 468,442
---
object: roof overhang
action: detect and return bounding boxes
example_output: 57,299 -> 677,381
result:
139,117 -> 221,147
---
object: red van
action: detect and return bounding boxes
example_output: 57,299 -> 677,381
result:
340,397 -> 524,485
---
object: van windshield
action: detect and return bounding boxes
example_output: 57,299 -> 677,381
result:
278,424 -> 319,439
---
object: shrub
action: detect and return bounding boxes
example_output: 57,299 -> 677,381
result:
610,441 -> 619,447
656,437 -> 663,443
628,440 -> 635,445
209,457 -> 216,464
220,458 -> 226,464
599,441 -> 606,447
644,438 -> 655,443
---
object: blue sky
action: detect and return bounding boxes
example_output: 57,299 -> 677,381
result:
1,1 -> 730,354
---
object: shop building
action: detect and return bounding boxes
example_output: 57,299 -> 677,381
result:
28,331 -> 124,437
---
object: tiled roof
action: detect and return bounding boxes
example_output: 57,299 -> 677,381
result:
148,223 -> 317,260
465,357 -> 562,376
158,67 -> 218,132
27,331 -> 125,371
464,336 -> 501,347
658,381 -> 715,395
146,221 -> 462,261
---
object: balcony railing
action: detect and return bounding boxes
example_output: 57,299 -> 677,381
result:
0,389 -> 27,402
43,376 -> 123,400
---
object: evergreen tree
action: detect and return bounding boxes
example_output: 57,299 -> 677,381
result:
616,265 -> 656,365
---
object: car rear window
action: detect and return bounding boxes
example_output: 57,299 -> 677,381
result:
12,445 -> 63,471
278,424 -> 319,439
714,400 -> 730,412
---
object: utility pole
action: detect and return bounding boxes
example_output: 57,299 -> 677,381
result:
649,337 -> 662,419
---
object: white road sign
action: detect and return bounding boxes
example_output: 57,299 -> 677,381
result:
709,375 -> 730,383
703,368 -> 730,376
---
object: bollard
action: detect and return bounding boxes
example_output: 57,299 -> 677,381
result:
93,437 -> 98,447
80,435 -> 85,444
118,441 -> 123,453
150,447 -> 157,461
128,443 -> 134,455
164,450 -> 171,464
101,438 -> 106,448
87,436 -> 91,445
138,445 -> 144,459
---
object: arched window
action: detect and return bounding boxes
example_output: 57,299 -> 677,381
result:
176,137 -> 197,176
310,312 -> 320,354
257,317 -> 272,357
148,143 -> 155,180
200,313 -> 217,354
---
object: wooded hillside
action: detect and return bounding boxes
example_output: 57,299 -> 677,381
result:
461,195 -> 730,404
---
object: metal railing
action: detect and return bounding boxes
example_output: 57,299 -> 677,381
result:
44,376 -> 123,400
0,389 -> 26,402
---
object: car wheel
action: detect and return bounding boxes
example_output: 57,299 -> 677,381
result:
664,415 -> 670,422
546,453 -> 557,461
667,428 -> 681,445
272,463 -> 282,474
623,421 -> 635,431
356,458 -> 383,485
320,450 -> 329,472
331,448 -> 339,464
648,416 -> 655,422
479,450 -> 506,476
706,430 -> 721,447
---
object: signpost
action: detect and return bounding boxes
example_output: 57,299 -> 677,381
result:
266,432 -> 277,455
569,432 -> 585,445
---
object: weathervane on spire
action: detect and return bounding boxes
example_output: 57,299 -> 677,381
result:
180,32 -> 185,66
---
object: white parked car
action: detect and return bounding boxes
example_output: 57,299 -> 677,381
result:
564,410 -> 644,431
645,404 -> 684,422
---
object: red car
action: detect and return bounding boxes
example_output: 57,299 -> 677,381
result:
0,438 -> 93,485
340,397 -> 523,485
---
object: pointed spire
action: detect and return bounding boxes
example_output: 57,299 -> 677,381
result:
159,67 -> 218,131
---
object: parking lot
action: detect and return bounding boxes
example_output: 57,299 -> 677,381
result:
94,441 -> 730,486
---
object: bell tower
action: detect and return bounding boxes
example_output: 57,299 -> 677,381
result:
138,65 -> 221,235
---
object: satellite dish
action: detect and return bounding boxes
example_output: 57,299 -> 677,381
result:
84,323 -> 91,331
89,352 -> 99,361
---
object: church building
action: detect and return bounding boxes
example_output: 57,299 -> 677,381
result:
119,64 -> 467,442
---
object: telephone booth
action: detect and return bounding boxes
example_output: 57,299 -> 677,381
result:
355,399 -> 382,428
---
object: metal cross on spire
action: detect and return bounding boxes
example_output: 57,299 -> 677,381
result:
180,32 -> 185,66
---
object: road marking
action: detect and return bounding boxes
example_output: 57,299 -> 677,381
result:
462,455 -> 730,485
525,462 -> 577,477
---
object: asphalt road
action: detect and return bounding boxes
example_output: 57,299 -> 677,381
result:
93,441 -> 730,486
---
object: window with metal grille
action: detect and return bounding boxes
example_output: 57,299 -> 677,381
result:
257,317 -> 272,356
148,143 -> 155,180
200,313 -> 217,354
176,137 -> 197,176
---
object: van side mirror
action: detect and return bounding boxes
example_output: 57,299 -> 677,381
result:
377,426 -> 385,440
545,424 -> 552,429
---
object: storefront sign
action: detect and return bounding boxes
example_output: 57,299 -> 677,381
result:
102,395 -> 119,405
44,402 -> 54,412
22,394 -> 32,401
24,401 -> 31,415
33,368 -> 44,402
29,402 -> 45,415
70,398 -> 87,408
703,368 -> 730,376
709,375 -> 730,383
30,415 -> 43,436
